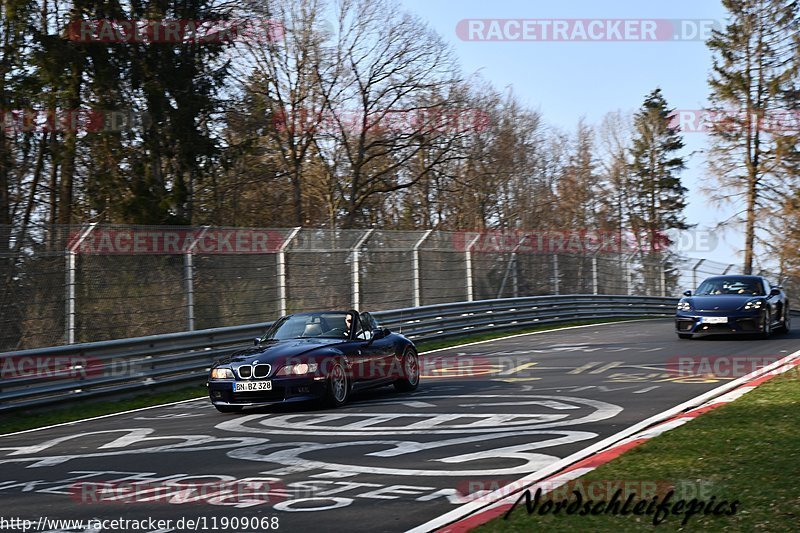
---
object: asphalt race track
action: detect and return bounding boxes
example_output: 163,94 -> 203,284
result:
1,319 -> 798,533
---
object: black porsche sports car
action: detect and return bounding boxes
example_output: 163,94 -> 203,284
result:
675,275 -> 790,339
207,310 -> 419,412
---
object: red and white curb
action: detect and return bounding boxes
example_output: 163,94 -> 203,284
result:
407,348 -> 800,533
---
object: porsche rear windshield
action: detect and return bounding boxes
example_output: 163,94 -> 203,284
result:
264,313 -> 353,340
695,277 -> 765,296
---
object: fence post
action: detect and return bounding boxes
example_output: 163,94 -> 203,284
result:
661,258 -> 668,297
184,226 -> 209,331
553,254 -> 560,295
412,229 -> 433,307
513,255 -> 519,298
692,259 -> 705,291
626,254 -> 634,295
352,229 -> 374,310
592,253 -> 599,295
65,223 -> 97,344
277,227 -> 302,316
465,234 -> 481,301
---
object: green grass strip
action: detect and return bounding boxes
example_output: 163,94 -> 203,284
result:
479,371 -> 800,532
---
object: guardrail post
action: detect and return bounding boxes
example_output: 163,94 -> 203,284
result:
184,226 -> 209,331
553,254 -> 560,295
277,227 -> 302,316
65,223 -> 97,344
352,229 -> 374,310
412,229 -> 433,307
692,259 -> 705,291
465,234 -> 481,301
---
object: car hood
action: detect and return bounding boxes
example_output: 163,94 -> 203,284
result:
688,295 -> 761,311
220,338 -> 345,365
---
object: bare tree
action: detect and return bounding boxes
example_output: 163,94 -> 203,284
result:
706,0 -> 800,274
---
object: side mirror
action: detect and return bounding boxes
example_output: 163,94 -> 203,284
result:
770,288 -> 781,297
683,290 -> 692,297
366,328 -> 390,344
253,337 -> 261,346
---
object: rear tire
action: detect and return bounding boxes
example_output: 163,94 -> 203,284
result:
677,333 -> 693,339
324,361 -> 349,408
214,404 -> 243,413
394,348 -> 420,392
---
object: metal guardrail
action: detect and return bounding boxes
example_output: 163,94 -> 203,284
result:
0,295 -> 682,413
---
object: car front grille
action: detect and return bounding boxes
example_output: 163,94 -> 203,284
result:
253,364 -> 272,378
235,364 -> 271,379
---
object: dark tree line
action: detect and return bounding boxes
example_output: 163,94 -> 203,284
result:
0,0 -> 691,257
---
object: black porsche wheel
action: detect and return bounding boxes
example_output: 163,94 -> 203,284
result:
214,404 -> 243,413
760,311 -> 772,339
324,361 -> 349,407
776,307 -> 791,334
394,348 -> 420,392
678,333 -> 693,340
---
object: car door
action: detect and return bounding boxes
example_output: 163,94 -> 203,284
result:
764,278 -> 781,324
357,313 -> 394,382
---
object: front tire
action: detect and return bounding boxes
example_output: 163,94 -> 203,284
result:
324,361 -> 349,407
760,310 -> 772,339
394,348 -> 420,392
776,306 -> 791,334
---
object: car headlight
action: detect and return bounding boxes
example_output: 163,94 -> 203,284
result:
743,300 -> 764,311
210,368 -> 234,379
677,301 -> 692,312
276,363 -> 318,376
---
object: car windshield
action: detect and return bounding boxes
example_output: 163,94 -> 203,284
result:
695,277 -> 765,296
263,313 -> 354,340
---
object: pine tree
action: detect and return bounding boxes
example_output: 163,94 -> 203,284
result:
629,88 -> 688,250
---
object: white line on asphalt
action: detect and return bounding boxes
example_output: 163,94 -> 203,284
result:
406,345 -> 800,533
0,319 -> 660,438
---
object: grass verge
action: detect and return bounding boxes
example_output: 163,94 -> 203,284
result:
479,370 -> 800,532
0,316 -> 653,436
0,385 -> 208,435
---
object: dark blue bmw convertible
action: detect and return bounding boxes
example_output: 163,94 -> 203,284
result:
207,310 -> 419,412
675,275 -> 790,339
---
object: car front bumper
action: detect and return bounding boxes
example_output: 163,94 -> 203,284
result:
207,376 -> 328,407
675,312 -> 763,336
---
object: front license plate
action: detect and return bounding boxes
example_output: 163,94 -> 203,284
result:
233,381 -> 272,392
702,316 -> 728,324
